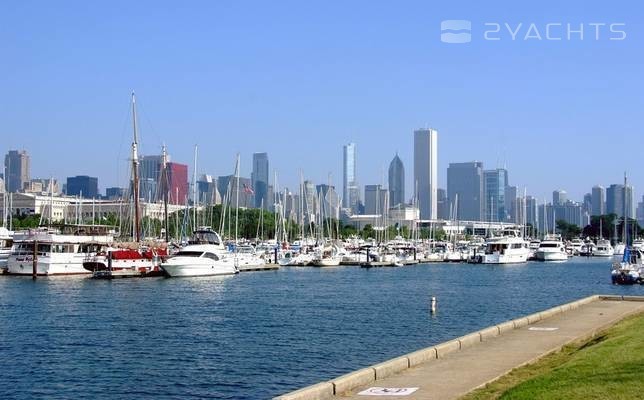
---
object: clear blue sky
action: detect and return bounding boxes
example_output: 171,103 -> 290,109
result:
1,0 -> 642,203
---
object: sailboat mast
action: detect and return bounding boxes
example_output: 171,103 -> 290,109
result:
162,144 -> 169,243
623,172 -> 628,246
193,145 -> 198,232
131,92 -> 141,243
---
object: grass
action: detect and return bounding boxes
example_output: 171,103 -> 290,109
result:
460,312 -> 644,400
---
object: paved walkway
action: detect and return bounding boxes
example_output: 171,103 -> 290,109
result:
340,299 -> 644,400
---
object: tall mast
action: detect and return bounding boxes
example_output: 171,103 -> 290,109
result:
193,145 -> 198,232
131,92 -> 141,243
162,144 -> 169,243
623,172 -> 628,246
235,154 -> 240,243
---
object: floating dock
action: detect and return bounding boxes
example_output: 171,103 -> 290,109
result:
238,264 -> 279,272
275,295 -> 644,400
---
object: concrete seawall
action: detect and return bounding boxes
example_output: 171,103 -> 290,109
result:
274,294 -> 644,400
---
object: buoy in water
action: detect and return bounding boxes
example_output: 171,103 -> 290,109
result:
430,296 -> 437,313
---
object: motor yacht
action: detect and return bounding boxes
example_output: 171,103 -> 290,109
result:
479,229 -> 530,264
535,234 -> 568,262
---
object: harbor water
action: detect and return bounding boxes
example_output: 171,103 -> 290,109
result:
0,258 -> 642,399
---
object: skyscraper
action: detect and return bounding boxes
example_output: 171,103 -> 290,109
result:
4,150 -> 30,193
167,162 -> 189,205
414,128 -> 438,220
552,189 -> 567,206
139,155 -> 163,201
364,184 -> 388,215
447,162 -> 483,221
252,152 -> 269,209
505,186 -> 518,222
637,196 -> 644,227
388,154 -> 405,208
342,143 -> 359,212
483,169 -> 508,222
591,185 -> 605,216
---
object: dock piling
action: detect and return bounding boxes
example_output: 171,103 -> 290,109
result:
32,240 -> 38,279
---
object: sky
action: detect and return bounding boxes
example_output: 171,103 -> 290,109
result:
1,0 -> 642,203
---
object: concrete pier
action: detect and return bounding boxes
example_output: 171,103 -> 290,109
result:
275,295 -> 644,400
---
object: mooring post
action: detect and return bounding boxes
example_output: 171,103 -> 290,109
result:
32,240 -> 38,280
274,247 -> 278,264
107,250 -> 113,271
413,247 -> 417,261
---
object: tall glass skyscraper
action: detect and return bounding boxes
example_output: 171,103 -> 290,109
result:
388,154 -> 405,208
342,143 -> 359,212
252,152 -> 269,209
591,185 -> 605,216
483,168 -> 508,222
414,128 -> 438,220
447,161 -> 483,221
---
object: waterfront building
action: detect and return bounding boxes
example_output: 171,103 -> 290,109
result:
591,185 -> 605,216
4,150 -> 30,193
414,128 -> 438,220
447,161 -> 483,222
342,143 -> 360,213
252,152 -> 269,209
388,154 -> 405,209
483,168 -> 508,222
364,184 -> 388,215
66,175 -> 99,199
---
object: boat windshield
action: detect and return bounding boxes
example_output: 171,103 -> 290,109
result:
175,251 -> 204,257
540,243 -> 559,248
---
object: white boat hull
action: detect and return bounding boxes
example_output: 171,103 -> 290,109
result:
481,251 -> 529,264
162,262 -> 238,277
7,254 -> 90,275
535,251 -> 568,262
311,258 -> 341,267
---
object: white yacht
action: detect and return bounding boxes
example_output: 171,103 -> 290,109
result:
480,229 -> 530,264
568,238 -> 584,255
161,228 -> 238,277
6,226 -> 113,275
0,227 -> 13,271
311,244 -> 343,266
535,234 -> 568,262
613,243 -> 626,256
233,244 -> 266,269
593,239 -> 614,257
161,245 -> 238,277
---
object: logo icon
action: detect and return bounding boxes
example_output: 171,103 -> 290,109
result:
441,20 -> 472,43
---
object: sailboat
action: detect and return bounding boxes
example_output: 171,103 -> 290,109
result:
611,173 -> 642,284
85,93 -> 168,278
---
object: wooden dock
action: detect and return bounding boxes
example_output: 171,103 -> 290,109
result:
238,264 -> 279,272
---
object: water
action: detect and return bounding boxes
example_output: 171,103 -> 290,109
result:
0,258 -> 641,399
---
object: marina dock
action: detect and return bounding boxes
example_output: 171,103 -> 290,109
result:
238,264 -> 279,272
275,295 -> 644,400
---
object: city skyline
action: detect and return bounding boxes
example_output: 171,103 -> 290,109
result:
1,1 -> 643,203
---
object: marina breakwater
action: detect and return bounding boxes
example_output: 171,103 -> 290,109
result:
275,295 -> 644,400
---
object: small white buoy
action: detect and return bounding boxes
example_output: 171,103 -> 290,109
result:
430,296 -> 437,313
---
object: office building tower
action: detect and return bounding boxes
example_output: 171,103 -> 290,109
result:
342,143 -> 359,212
414,128 -> 438,220
591,185 -> 605,216
552,190 -> 567,206
483,169 -> 508,222
66,176 -> 99,198
364,184 -> 388,215
252,152 -> 269,209
4,150 -> 30,193
447,162 -> 484,221
388,154 -> 405,208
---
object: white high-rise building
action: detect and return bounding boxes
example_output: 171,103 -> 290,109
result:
414,128 -> 438,220
342,143 -> 359,213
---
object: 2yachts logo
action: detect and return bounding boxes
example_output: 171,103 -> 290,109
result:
441,20 -> 627,43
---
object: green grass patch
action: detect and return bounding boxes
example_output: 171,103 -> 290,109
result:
461,312 -> 644,400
